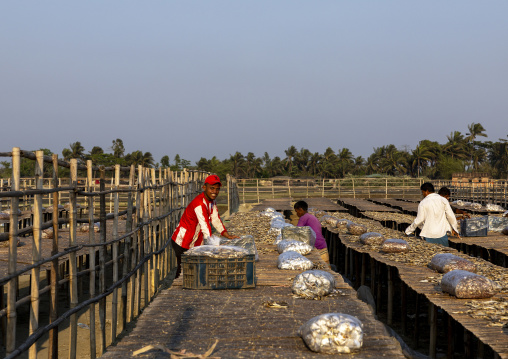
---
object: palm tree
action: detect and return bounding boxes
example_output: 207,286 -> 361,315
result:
411,142 -> 433,177
466,123 -> 487,171
111,139 -> 125,158
229,152 -> 245,178
443,131 -> 468,160
337,148 -> 354,177
284,146 -> 298,176
308,152 -> 321,177
62,141 -> 85,162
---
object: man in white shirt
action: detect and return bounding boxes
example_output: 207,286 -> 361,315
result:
405,182 -> 460,246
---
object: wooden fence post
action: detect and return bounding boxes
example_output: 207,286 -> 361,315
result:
48,154 -> 59,359
28,151 -> 43,359
87,160 -> 97,359
111,164 -> 120,342
68,159 -> 78,359
99,166 -> 107,354
6,148 -> 20,355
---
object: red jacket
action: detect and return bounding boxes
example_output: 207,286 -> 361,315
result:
171,192 -> 226,249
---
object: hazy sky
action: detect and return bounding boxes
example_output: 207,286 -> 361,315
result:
1,1 -> 507,165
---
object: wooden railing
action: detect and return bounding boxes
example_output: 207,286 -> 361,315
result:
0,148 -> 209,358
231,177 -> 426,205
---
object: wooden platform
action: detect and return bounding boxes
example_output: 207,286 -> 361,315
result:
100,233 -> 405,358
250,198 -> 293,213
324,226 -> 508,358
337,198 -> 401,217
449,233 -> 508,268
300,197 -> 347,212
368,198 -> 419,215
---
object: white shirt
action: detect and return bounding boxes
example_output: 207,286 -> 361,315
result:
405,193 -> 459,238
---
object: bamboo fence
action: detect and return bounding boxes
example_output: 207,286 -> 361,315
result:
0,148 -> 209,359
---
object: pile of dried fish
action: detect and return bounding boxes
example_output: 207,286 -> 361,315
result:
220,235 -> 260,261
488,216 -> 508,232
292,270 -> 336,299
281,226 -> 316,247
0,213 -> 9,220
441,270 -> 501,299
502,227 -> 508,236
359,232 -> 385,245
347,223 -> 367,235
298,313 -> 363,354
363,211 -> 415,224
42,227 -> 54,239
333,219 -> 350,230
464,299 -> 508,327
486,204 -> 505,212
79,223 -> 100,233
277,251 -> 313,270
381,239 -> 410,253
277,239 -> 312,255
429,253 -> 476,273
183,245 -> 249,259
225,212 -> 277,244
320,215 -> 339,227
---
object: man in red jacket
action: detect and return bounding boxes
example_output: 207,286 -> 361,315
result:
171,174 -> 238,278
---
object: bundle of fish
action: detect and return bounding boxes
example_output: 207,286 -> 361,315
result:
320,215 -> 339,227
308,208 -> 326,217
268,218 -> 293,236
430,253 -> 476,273
359,232 -> 385,245
0,213 -> 9,220
486,204 -> 505,212
45,204 -> 65,212
502,227 -> 508,236
470,203 -> 483,210
42,227 -> 54,239
220,235 -> 259,261
79,223 -> 100,233
277,251 -> 313,270
183,245 -> 249,259
488,216 -> 508,232
381,239 -> 410,253
281,226 -> 316,247
298,313 -> 363,354
441,269 -> 501,299
335,219 -> 352,230
0,237 -> 22,248
277,239 -> 312,255
1,209 -> 22,216
346,222 -> 367,236
292,270 -> 336,299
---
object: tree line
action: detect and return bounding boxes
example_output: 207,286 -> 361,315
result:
1,123 -> 508,180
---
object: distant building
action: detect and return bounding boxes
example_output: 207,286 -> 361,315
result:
451,172 -> 492,187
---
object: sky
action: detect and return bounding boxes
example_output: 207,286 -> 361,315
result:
1,1 -> 507,166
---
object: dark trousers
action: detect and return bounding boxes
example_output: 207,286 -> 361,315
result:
171,240 -> 188,278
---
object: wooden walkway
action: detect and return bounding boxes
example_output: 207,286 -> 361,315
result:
337,198 -> 400,217
300,197 -> 347,212
368,198 -> 419,215
449,234 -> 508,268
250,199 -> 293,212
100,223 -> 405,358
324,225 -> 508,359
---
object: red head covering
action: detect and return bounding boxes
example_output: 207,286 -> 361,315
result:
204,174 -> 221,186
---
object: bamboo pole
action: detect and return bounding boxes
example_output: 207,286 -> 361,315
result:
143,169 -> 149,306
126,165 -> 135,323
28,151 -> 43,359
87,160 -> 97,359
48,154 -> 59,359
135,165 -> 143,316
6,148 -> 20,355
111,165 -> 120,342
68,159 -> 78,359
98,167 -> 107,354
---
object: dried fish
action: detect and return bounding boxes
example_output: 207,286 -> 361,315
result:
298,313 -> 363,354
277,239 -> 312,255
381,239 -> 410,253
441,270 -> 500,299
347,223 -> 367,236
292,270 -> 336,299
281,226 -> 316,247
359,232 -> 385,245
277,251 -> 313,270
183,245 -> 249,259
429,253 -> 476,273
